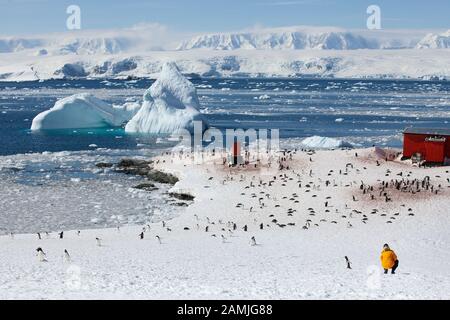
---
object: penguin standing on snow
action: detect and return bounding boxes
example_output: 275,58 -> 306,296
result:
64,249 -> 71,263
37,233 -> 41,240
139,232 -> 144,240
250,236 -> 257,246
95,237 -> 102,247
345,256 -> 352,269
36,247 -> 47,262
59,231 -> 64,239
156,235 -> 162,244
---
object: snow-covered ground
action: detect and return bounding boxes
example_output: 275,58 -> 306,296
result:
1,147 -> 449,299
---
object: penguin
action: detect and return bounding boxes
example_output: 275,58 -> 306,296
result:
156,235 -> 162,244
250,236 -> 257,246
205,226 -> 209,232
59,231 -> 64,239
77,230 -> 81,236
345,256 -> 352,269
37,233 -> 41,240
139,232 -> 144,240
95,237 -> 102,247
64,249 -> 71,263
36,247 -> 47,262
259,223 -> 264,230
243,225 -> 248,232
221,235 -> 227,243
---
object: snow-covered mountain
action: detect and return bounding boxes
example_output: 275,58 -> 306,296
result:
416,30 -> 450,49
177,31 -> 377,50
176,27 -> 429,50
1,26 -> 449,81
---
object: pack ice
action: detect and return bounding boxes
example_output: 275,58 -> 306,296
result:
30,93 -> 139,130
125,62 -> 207,134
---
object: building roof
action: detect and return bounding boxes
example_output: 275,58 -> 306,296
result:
403,127 -> 450,136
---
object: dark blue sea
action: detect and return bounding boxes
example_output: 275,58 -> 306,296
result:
1,78 -> 449,156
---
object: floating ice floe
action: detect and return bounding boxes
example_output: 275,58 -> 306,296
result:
125,62 -> 208,134
301,135 -> 353,149
30,93 -> 140,130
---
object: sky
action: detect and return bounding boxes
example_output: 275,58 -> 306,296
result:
0,0 -> 449,36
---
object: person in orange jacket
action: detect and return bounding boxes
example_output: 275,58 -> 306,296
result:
380,243 -> 399,274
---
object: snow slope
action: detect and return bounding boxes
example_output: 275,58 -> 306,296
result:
125,62 -> 207,134
30,93 -> 138,130
0,147 -> 449,299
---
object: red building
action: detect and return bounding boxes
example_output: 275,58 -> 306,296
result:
403,128 -> 450,164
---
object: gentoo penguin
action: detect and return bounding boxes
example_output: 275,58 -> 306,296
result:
37,233 -> 41,240
95,237 -> 102,247
59,231 -> 64,239
250,236 -> 257,246
345,256 -> 352,269
156,235 -> 162,244
243,225 -> 248,232
64,249 -> 71,263
205,226 -> 209,232
36,247 -> 47,262
260,223 -> 264,230
221,235 -> 227,243
139,232 -> 144,240
77,231 -> 81,236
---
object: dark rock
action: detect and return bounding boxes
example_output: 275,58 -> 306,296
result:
95,162 -> 113,168
133,183 -> 158,191
115,158 -> 178,184
169,192 -> 194,201
172,202 -> 189,207
148,170 -> 179,184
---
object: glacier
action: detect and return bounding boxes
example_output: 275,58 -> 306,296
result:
125,62 -> 207,134
30,93 -> 139,130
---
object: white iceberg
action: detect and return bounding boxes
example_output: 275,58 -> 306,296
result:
301,136 -> 353,149
125,62 -> 207,134
31,93 -> 138,130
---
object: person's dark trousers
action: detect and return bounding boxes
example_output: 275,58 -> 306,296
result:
391,260 -> 399,274
384,260 -> 399,274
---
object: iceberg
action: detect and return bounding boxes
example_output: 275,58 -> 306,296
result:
30,93 -> 138,130
301,136 -> 353,149
125,62 -> 207,134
